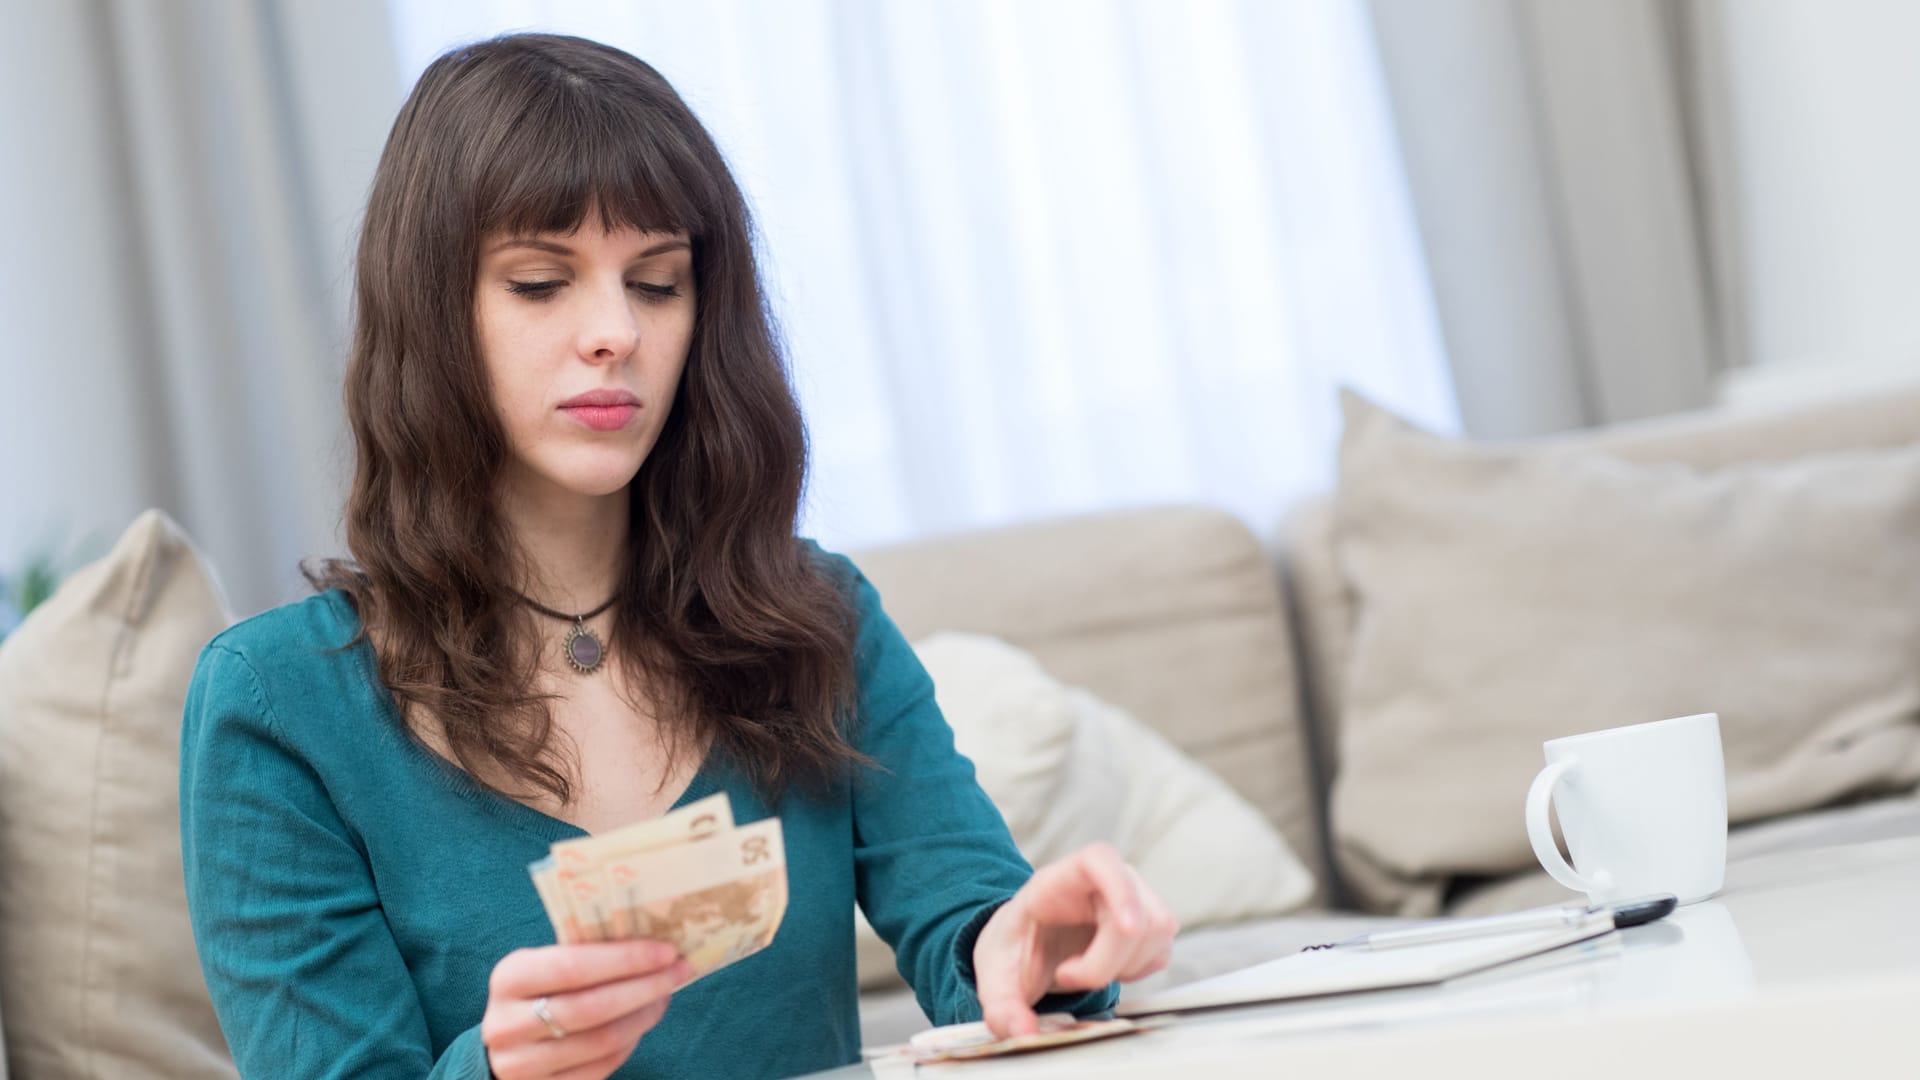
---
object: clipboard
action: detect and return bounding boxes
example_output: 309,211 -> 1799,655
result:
1115,911 -> 1618,1018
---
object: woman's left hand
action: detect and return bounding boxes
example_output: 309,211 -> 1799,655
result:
970,842 -> 1179,1038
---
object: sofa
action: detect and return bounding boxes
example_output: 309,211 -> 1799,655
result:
5,386 -> 1920,1075
848,385 -> 1920,1044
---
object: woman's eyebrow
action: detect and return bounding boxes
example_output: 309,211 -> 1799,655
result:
486,237 -> 692,258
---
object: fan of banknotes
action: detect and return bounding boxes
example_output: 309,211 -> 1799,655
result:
528,793 -> 787,986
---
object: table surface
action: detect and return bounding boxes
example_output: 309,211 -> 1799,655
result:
800,831 -> 1920,1078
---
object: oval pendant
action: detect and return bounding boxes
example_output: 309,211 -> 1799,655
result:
563,622 -> 605,674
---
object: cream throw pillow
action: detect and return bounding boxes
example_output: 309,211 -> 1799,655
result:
855,633 -> 1315,989
1330,392 -> 1920,913
0,511 -> 237,1079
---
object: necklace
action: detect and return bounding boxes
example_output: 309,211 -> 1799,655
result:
514,590 -> 617,675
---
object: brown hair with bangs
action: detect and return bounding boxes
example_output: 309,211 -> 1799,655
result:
305,32 -> 863,805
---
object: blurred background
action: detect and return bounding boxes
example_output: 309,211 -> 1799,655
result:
2,0 -> 1916,621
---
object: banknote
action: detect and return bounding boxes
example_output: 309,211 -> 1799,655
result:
595,817 -> 787,978
527,857 -> 574,941
552,792 -> 735,866
537,793 -> 736,943
904,1014 -> 1152,1063
528,794 -> 787,985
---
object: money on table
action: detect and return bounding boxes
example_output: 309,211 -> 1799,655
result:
528,793 -> 788,985
901,1015 -> 1152,1063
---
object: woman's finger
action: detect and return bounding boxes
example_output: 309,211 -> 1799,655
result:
488,994 -> 669,1078
490,960 -> 690,1047
628,997 -> 670,1034
1070,843 -> 1145,932
490,940 -> 681,1001
1125,942 -> 1174,982
971,899 -> 1048,1039
544,998 -> 670,1080
548,1057 -> 625,1080
548,1053 -> 633,1080
1049,890 -> 1139,990
1120,919 -> 1177,980
1117,867 -> 1180,980
978,963 -> 1042,1040
1045,844 -> 1148,988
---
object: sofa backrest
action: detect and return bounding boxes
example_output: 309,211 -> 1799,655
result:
850,505 -> 1328,900
1283,385 -> 1920,797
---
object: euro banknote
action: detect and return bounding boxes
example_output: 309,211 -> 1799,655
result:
528,793 -> 786,984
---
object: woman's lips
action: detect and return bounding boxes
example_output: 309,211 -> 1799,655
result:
560,404 -> 639,431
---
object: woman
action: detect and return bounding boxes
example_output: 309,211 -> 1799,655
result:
180,32 -> 1176,1080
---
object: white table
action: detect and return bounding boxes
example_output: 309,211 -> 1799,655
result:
803,832 -> 1920,1078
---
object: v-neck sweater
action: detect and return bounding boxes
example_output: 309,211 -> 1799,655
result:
179,551 -> 1114,1079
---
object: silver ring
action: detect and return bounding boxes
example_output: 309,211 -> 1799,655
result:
531,996 -> 568,1040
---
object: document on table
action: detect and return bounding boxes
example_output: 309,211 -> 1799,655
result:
1116,913 -> 1617,1017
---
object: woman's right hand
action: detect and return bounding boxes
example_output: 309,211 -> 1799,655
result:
481,939 -> 691,1080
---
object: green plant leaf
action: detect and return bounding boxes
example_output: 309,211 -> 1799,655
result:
17,557 -> 60,614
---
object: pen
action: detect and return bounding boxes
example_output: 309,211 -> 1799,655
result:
1302,894 -> 1677,952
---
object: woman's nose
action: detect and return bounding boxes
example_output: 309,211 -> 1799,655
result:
578,278 -> 640,361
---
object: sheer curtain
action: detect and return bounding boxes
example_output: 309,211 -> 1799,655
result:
390,0 -> 1455,551
0,0 -> 399,618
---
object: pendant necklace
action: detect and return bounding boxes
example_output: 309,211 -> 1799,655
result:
514,590 -> 618,674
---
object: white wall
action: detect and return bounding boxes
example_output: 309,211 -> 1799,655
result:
1709,0 -> 1920,403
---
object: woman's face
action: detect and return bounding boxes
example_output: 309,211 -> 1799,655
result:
474,220 -> 696,504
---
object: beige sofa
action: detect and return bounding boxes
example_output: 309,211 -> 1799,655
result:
849,385 -> 1920,1044
5,386 -> 1920,1075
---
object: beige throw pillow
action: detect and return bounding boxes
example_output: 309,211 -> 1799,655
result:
1330,392 -> 1920,913
855,633 -> 1315,989
0,511 -> 237,1079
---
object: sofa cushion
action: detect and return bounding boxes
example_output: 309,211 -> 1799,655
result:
1287,387 -> 1920,822
850,507 -> 1325,894
1329,392 -> 1920,913
855,634 -> 1315,989
0,510 -> 237,1079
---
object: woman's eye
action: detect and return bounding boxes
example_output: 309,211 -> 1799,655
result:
503,280 -> 680,302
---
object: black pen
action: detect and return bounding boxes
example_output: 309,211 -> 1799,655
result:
1303,894 -> 1678,952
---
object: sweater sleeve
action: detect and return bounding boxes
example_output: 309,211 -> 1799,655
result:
835,556 -> 1118,1025
179,643 -> 491,1080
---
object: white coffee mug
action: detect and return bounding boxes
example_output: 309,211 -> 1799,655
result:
1524,712 -> 1728,906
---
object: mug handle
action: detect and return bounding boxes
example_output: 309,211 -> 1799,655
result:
1525,758 -> 1611,896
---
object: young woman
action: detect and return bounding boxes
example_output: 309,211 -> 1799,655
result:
179,32 -> 1176,1080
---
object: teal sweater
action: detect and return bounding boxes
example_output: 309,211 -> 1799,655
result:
180,553 -> 1114,1079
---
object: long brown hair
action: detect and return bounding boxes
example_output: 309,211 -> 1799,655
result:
306,32 -> 861,805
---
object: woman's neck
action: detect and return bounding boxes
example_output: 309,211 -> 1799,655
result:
498,477 -> 633,614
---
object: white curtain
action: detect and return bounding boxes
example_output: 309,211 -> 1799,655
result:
1366,0 -> 1719,437
1,0 -> 1452,618
390,0 -> 1456,552
0,0 -> 402,618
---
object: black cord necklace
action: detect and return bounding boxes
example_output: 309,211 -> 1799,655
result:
514,590 -> 617,674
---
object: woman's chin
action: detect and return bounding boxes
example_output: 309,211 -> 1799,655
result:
569,468 -> 643,498
534,458 -> 644,499
501,442 -> 651,502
